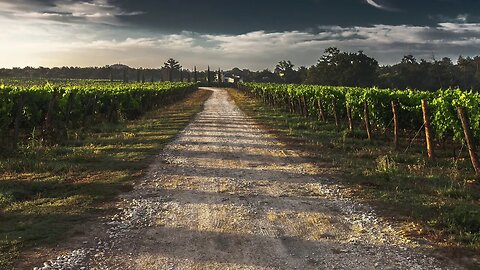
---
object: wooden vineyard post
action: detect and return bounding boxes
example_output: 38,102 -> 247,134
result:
302,96 -> 308,117
364,101 -> 372,140
332,100 -> 340,129
457,106 -> 480,178
391,101 -> 399,149
297,97 -> 303,116
65,92 -> 75,126
13,95 -> 25,150
346,105 -> 354,132
63,92 -> 75,139
421,99 -> 435,159
43,89 -> 59,141
317,99 -> 327,122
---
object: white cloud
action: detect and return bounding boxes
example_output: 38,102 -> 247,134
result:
366,0 -> 385,10
1,10 -> 480,69
365,0 -> 397,11
437,22 -> 480,33
0,0 -> 144,25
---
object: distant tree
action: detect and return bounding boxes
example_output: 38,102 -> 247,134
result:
123,68 -> 128,83
395,55 -> 422,89
274,60 -> 296,83
254,69 -> 281,83
297,66 -> 308,83
401,55 -> 417,65
305,65 -> 322,85
307,47 -> 378,87
207,66 -> 211,84
163,58 -> 182,81
341,50 -> 378,87
457,56 -> 480,90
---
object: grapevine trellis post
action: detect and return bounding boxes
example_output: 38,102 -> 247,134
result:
43,89 -> 59,141
421,99 -> 435,159
332,100 -> 340,129
304,96 -> 309,116
391,100 -> 399,149
65,92 -> 75,131
364,101 -> 372,140
346,105 -> 354,132
13,95 -> 25,150
317,99 -> 327,122
457,106 -> 480,177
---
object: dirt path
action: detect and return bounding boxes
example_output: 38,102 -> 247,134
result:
35,88 -> 462,270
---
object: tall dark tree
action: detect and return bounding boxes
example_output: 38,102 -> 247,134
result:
163,58 -> 182,81
207,66 -> 211,84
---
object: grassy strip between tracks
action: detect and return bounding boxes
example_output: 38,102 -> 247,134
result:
0,89 -> 212,269
228,88 -> 479,268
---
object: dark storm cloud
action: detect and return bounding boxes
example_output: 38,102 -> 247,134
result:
1,0 -> 479,68
111,0 -> 480,34
2,0 -> 479,33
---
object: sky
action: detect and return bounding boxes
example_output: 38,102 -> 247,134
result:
0,0 -> 479,70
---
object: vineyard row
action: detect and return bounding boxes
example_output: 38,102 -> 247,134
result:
0,82 -> 197,151
239,83 -> 480,177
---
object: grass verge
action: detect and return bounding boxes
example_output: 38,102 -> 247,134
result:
228,88 -> 479,268
0,89 -> 212,269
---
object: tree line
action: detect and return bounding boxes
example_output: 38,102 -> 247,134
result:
1,50 -> 480,91
267,48 -> 480,91
0,59 -> 208,83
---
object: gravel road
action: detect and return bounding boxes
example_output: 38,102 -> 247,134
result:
35,88 -> 463,270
